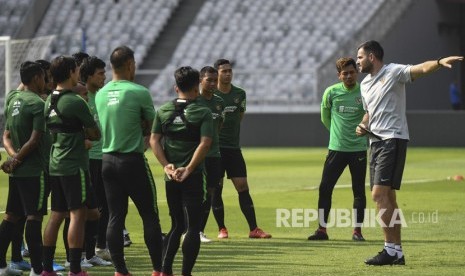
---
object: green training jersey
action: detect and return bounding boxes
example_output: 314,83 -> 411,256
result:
96,80 -> 155,154
1,90 -> 20,148
45,90 -> 96,175
152,98 -> 213,180
5,90 -> 47,177
197,94 -> 224,157
214,85 -> 246,149
321,82 -> 367,152
87,91 -> 103,159
4,90 -> 19,118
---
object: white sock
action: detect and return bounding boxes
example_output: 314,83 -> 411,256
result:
395,244 -> 403,258
384,242 -> 396,256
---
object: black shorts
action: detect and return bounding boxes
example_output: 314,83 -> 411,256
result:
321,150 -> 367,186
50,169 -> 96,212
219,147 -> 247,178
370,138 -> 408,190
165,171 -> 205,204
6,173 -> 48,216
205,157 -> 222,189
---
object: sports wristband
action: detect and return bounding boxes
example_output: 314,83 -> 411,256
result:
437,57 -> 445,67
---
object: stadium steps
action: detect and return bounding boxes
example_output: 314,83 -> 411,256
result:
136,0 -> 207,87
15,0 -> 52,39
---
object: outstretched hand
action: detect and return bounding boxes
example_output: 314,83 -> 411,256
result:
439,56 -> 464,68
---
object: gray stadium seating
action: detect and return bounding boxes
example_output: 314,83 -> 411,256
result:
35,0 -> 179,65
1,0 -> 413,112
149,0 -> 390,110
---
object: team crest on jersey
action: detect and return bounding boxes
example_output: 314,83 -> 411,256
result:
11,100 -> 21,116
216,105 -> 222,111
355,97 -> 362,104
234,98 -> 240,104
173,116 -> 184,124
379,77 -> 386,85
48,110 -> 57,117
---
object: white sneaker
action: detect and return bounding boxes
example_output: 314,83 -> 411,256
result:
95,248 -> 112,262
83,256 -> 112,266
123,233 -> 132,247
64,259 -> 93,269
199,232 -> 212,243
0,266 -> 23,276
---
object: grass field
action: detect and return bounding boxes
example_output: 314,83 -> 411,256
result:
1,147 -> 465,276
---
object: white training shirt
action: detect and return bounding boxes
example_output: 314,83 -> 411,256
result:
360,63 -> 412,142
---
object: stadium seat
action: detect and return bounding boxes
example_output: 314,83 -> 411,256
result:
33,0 -> 180,66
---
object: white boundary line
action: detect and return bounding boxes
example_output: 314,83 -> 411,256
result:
302,178 -> 447,190
0,178 -> 450,214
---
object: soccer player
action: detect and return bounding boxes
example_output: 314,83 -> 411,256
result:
213,59 -> 271,239
72,52 -> 90,73
74,52 -> 134,247
8,60 -> 65,273
95,46 -> 163,276
42,55 -> 101,276
36,59 -> 54,100
197,66 -> 225,243
0,61 -> 47,276
79,56 -> 113,266
355,40 -> 463,265
150,66 -> 212,276
308,57 -> 367,241
59,52 -> 91,270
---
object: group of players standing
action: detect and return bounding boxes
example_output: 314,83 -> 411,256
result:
0,45 -> 271,276
0,40 -> 462,276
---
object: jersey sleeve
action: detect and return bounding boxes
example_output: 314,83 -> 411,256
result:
361,95 -> 367,112
200,109 -> 213,138
393,63 -> 412,84
151,109 -> 163,134
74,96 -> 97,128
140,88 -> 155,121
240,90 -> 246,112
31,99 -> 46,132
320,88 -> 332,130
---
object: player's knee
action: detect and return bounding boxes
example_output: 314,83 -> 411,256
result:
371,190 -> 388,205
235,184 -> 249,192
86,208 -> 100,220
26,215 -> 43,222
232,178 -> 248,192
4,213 -> 21,223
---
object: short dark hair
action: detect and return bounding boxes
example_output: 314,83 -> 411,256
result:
110,46 -> 134,70
35,59 -> 51,82
80,56 -> 106,82
358,40 -> 384,61
336,57 -> 357,73
200,66 -> 218,78
72,52 -> 90,66
35,59 -> 50,70
213,59 -> 231,69
20,61 -> 44,85
174,66 -> 200,92
50,55 -> 77,83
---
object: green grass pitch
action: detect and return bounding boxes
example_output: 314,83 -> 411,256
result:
1,147 -> 465,275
